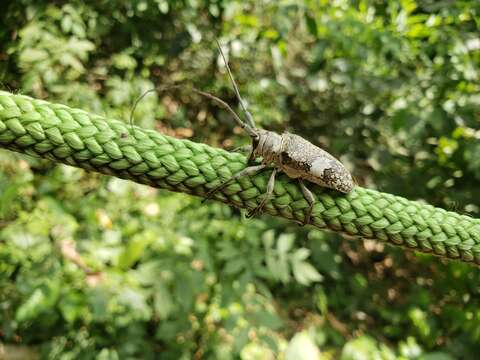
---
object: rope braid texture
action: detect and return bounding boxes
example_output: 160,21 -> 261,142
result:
1,90 -> 480,265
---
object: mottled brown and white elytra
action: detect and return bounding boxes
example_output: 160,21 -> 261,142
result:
200,40 -> 355,224
254,130 -> 354,194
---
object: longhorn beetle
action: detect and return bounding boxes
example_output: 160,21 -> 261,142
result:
130,40 -> 354,224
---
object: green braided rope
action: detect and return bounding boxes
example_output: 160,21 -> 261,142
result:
1,90 -> 480,265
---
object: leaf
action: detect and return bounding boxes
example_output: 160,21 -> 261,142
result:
277,233 -> 295,253
112,53 -> 138,70
59,292 -> 87,323
233,328 -> 250,353
117,233 -> 154,269
154,283 -> 174,320
117,288 -> 151,320
67,39 -> 95,57
217,241 -> 239,260
266,250 -> 291,283
305,14 -> 318,37
277,255 -> 291,283
97,348 -> 120,360
0,182 -> 20,218
315,287 -> 328,315
16,289 -> 46,322
19,49 -> 48,63
61,16 -> 72,32
285,331 -> 321,360
223,257 -> 246,275
292,248 -> 310,261
134,260 -> 163,285
88,287 -> 111,321
292,261 -> 323,286
265,252 -> 278,280
262,229 -> 275,249
251,310 -> 283,330
311,242 -> 341,279
16,282 -> 60,322
341,336 -> 396,360
174,274 -> 194,310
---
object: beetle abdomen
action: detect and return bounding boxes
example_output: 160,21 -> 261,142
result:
280,133 -> 354,193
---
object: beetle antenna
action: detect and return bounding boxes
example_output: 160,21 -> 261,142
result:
215,39 -> 256,129
129,85 -> 258,138
129,88 -> 157,133
189,87 -> 258,137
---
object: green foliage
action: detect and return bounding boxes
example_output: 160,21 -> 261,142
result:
1,0 -> 480,358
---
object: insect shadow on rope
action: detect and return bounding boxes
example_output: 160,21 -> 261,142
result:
130,40 -> 354,225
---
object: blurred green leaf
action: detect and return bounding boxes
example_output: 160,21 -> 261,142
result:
153,283 -> 174,320
291,261 -> 323,286
285,331 -> 320,360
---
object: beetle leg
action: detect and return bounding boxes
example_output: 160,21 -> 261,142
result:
247,137 -> 260,165
233,144 -> 257,166
203,164 -> 267,202
246,168 -> 277,218
246,148 -> 256,165
298,179 -> 315,225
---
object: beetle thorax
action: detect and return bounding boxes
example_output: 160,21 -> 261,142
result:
254,130 -> 283,163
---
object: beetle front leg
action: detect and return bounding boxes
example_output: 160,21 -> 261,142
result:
247,137 -> 260,165
246,148 -> 256,165
298,179 -> 315,225
246,168 -> 277,218
203,164 -> 267,202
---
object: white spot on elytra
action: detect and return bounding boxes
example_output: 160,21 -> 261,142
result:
310,157 -> 332,178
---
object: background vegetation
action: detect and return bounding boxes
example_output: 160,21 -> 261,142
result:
1,0 -> 479,358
